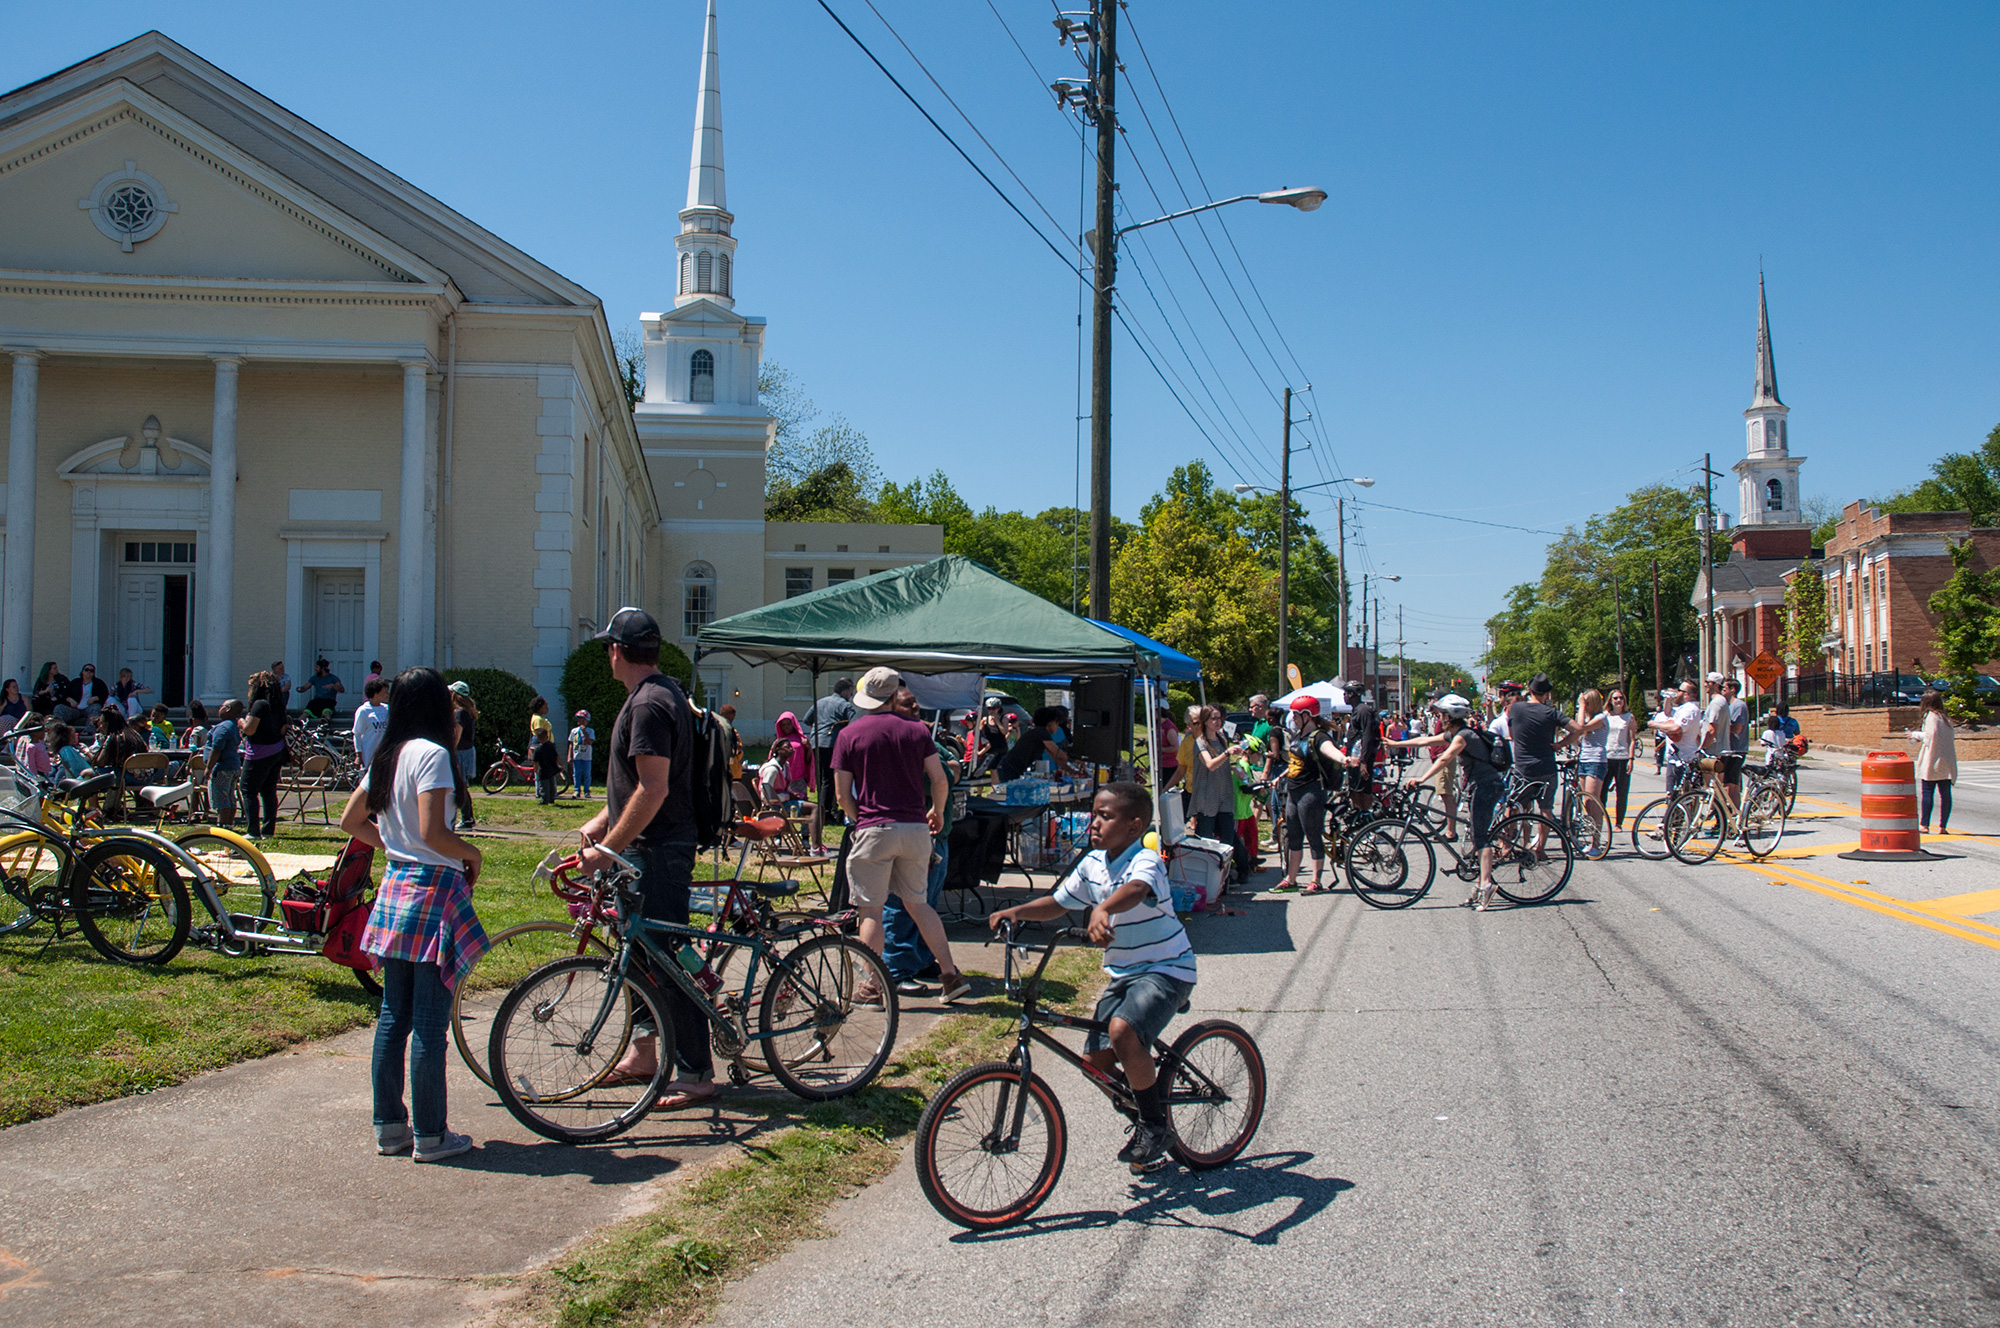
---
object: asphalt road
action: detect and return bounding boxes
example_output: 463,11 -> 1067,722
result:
717,757 -> 2000,1327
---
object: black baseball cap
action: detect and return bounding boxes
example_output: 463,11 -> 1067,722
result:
595,606 -> 662,648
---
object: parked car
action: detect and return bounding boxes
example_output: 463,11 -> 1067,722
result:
1928,674 -> 2000,699
1859,673 -> 1932,706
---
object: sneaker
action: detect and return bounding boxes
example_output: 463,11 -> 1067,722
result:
1117,1119 -> 1173,1173
894,978 -> 935,998
938,973 -> 974,1003
413,1130 -> 475,1163
375,1123 -> 413,1156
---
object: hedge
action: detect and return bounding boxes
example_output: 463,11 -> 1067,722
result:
557,640 -> 695,778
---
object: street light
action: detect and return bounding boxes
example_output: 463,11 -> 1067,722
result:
1363,573 -> 1400,696
1234,472 -> 1374,693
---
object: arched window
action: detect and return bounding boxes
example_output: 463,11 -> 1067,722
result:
678,253 -> 690,295
716,253 -> 730,296
1766,478 -> 1784,511
696,250 -> 713,293
682,561 -> 716,640
690,349 -> 715,403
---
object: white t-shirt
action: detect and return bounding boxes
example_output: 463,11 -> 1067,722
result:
1602,712 -> 1636,760
374,738 -> 461,869
1671,701 -> 1703,763
351,701 -> 389,768
1491,710 -> 1512,740
1051,841 -> 1195,983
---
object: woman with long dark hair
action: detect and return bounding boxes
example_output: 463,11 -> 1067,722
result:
341,667 -> 487,1163
237,671 -> 289,839
1911,689 -> 1958,835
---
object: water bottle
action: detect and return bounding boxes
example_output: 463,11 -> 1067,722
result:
675,942 -> 722,994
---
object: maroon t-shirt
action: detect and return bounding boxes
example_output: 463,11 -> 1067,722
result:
831,711 -> 933,828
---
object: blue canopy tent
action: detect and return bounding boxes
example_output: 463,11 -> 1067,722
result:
988,619 -> 1202,686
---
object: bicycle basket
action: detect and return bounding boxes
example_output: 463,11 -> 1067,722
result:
280,881 -> 328,934
1696,756 -> 1722,774
1,774 -> 43,819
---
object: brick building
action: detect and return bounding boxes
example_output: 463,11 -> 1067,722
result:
1816,501 -> 2000,678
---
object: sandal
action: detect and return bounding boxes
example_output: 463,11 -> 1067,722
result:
1268,879 -> 1300,893
598,1067 -> 656,1087
652,1084 -> 722,1112
1300,881 -> 1330,895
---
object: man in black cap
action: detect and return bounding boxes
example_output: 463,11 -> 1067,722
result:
1332,680 -> 1382,813
577,607 -> 716,1110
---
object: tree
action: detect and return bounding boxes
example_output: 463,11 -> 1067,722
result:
1112,488 -> 1275,702
1928,538 -> 2000,725
877,471 -> 1111,610
758,362 -> 880,521
612,326 -> 645,409
1780,560 -> 1829,669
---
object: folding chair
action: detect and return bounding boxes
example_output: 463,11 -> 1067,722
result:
118,752 -> 172,823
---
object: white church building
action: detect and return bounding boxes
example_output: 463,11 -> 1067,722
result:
0,6 -> 937,738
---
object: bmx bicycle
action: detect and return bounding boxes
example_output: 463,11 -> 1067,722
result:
913,921 -> 1266,1230
481,745 -> 571,795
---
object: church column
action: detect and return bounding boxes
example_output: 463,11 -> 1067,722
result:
202,355 -> 241,705
396,359 -> 430,668
4,350 -> 42,690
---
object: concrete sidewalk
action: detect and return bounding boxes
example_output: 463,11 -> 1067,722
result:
0,993 -> 951,1328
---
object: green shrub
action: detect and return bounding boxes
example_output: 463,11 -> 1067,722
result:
440,667 -> 537,770
557,640 -> 696,776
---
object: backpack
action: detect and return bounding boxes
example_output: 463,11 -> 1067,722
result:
686,696 -> 731,850
1466,725 -> 1511,773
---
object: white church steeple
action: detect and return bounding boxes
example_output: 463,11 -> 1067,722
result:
675,0 -> 735,309
1734,271 -> 1805,532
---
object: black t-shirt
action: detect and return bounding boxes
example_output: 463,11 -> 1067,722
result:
63,676 -> 109,707
245,695 -> 287,753
454,705 -> 477,752
1345,702 -> 1380,768
996,727 -> 1057,782
1506,700 -> 1567,780
607,672 -> 696,848
1457,728 -> 1506,787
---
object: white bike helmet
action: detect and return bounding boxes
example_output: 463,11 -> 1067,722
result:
1432,692 -> 1473,720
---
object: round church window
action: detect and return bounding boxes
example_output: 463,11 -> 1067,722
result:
80,162 -> 178,252
103,184 -> 157,236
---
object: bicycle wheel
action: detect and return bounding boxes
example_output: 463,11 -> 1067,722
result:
174,830 -> 275,913
1165,1020 -> 1266,1169
453,921 -> 612,1086
709,914 -> 831,1077
1782,766 -> 1799,815
1668,795 -> 1726,865
1628,798 -> 1672,860
1489,813 -> 1573,906
1343,820 -> 1436,909
0,832 -> 68,936
72,838 -> 190,964
915,1061 -> 1067,1230
758,934 -> 897,1100
1569,797 -> 1609,861
1738,784 -> 1788,860
481,764 -> 510,795
488,954 -> 668,1143
557,767 -> 572,794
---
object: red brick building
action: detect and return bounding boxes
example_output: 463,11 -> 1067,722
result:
1816,502 -> 2000,678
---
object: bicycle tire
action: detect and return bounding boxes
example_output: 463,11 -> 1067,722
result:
1489,813 -> 1573,906
481,764 -> 510,795
173,829 -> 276,915
1782,766 -> 1799,816
915,1061 -> 1067,1230
1165,1020 -> 1265,1169
758,934 -> 897,1101
1628,798 -> 1672,860
488,954 -> 669,1143
557,768 -> 572,794
452,920 -> 613,1086
72,838 -> 190,965
1668,795 -> 1726,865
1342,820 -> 1435,909
1738,784 -> 1788,860
709,913 -> 834,1076
0,832 -> 68,936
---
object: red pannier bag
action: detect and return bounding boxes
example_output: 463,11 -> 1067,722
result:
316,838 -> 379,972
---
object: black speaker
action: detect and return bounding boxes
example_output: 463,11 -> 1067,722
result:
1069,673 -> 1130,765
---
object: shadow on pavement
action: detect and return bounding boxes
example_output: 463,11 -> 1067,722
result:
952,1150 -> 1351,1246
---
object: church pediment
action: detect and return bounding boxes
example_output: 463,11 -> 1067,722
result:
0,79 -> 445,287
59,422 -> 211,481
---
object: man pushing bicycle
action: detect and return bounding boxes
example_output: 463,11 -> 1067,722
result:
989,782 -> 1196,1174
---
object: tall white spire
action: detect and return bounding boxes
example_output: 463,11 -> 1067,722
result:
686,0 -> 725,212
1751,268 -> 1781,408
673,0 -> 736,309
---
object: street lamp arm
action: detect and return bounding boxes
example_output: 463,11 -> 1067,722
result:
1113,185 -> 1328,238
1114,194 -> 1262,237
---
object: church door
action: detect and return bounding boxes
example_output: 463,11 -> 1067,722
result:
114,538 -> 197,708
308,571 -> 367,707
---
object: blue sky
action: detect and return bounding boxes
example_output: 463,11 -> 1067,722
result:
7,2 -> 1995,672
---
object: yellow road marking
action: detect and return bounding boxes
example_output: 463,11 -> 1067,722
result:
1919,888 -> 2000,917
1736,860 -> 2000,954
1800,795 -> 1862,815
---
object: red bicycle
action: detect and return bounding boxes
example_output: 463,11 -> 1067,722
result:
450,815 -> 850,1086
480,744 -> 571,795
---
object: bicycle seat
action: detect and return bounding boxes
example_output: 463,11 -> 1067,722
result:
734,815 -> 789,843
752,878 -> 799,899
55,772 -> 116,800
139,781 -> 194,810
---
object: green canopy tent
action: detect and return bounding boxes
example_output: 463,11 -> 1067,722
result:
697,555 -> 1167,794
695,555 -> 1156,677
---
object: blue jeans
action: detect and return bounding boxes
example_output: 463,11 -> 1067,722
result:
572,758 -> 592,797
372,957 -> 452,1137
882,839 -> 947,981
631,842 -> 712,1078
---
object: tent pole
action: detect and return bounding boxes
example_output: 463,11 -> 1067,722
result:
1144,675 -> 1160,836
1198,676 -> 1207,708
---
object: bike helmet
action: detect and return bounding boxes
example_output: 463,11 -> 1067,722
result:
1432,693 -> 1472,720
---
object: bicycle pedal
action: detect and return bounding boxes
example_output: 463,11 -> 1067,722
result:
1129,1154 -> 1171,1176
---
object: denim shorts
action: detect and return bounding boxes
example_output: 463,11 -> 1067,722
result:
1085,970 -> 1196,1054
1579,759 -> 1609,781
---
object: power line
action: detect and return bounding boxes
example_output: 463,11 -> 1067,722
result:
1345,498 -> 1563,537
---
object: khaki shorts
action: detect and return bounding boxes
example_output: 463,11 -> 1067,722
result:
845,822 -> 934,911
1426,755 -> 1458,806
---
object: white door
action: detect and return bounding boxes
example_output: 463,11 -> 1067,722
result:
310,572 -> 367,708
117,574 -> 163,701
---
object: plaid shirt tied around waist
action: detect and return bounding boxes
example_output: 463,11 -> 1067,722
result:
360,860 -> 490,992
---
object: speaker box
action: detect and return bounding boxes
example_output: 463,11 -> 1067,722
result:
1068,673 -> 1130,765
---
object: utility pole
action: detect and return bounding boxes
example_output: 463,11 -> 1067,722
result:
1085,0 -> 1117,619
1336,498 -> 1346,680
1612,572 -> 1626,700
1702,450 -> 1717,677
1373,595 -> 1382,701
1397,604 -> 1406,712
1651,556 -> 1664,699
1278,386 -> 1292,694
1359,573 -> 1369,687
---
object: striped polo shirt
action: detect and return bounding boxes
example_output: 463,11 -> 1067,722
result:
1052,841 -> 1196,983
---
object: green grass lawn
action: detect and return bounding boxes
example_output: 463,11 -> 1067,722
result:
0,791 -> 834,1127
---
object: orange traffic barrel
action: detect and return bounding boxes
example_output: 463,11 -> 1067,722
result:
1839,750 -> 1943,862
